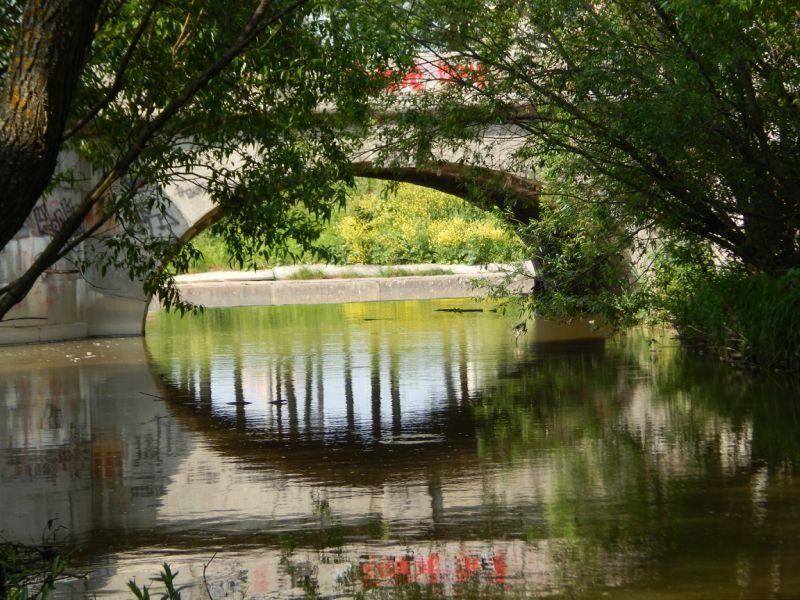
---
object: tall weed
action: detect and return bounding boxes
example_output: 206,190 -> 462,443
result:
659,263 -> 800,370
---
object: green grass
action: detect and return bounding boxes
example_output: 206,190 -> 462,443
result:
283,266 -> 457,280
378,267 -> 453,277
285,267 -> 328,280
284,267 -> 365,280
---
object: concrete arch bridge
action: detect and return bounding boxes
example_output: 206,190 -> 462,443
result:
0,136 -> 541,345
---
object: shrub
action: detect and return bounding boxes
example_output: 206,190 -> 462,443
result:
334,183 -> 525,265
335,214 -> 374,264
652,244 -> 800,370
186,181 -> 526,272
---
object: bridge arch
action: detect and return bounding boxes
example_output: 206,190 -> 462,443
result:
174,161 -> 541,248
0,159 -> 540,345
350,162 -> 540,225
140,161 -> 540,327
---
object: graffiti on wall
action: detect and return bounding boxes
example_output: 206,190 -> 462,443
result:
29,197 -> 84,237
137,207 -> 182,237
23,194 -> 109,241
24,194 -> 181,241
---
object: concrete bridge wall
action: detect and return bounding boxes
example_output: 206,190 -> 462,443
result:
0,155 -> 203,345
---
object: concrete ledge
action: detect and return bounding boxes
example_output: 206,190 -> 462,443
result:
175,270 -> 276,283
176,272 -> 520,308
174,263 -> 514,284
0,322 -> 89,345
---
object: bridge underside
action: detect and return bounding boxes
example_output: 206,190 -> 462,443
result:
179,161 -> 541,248
351,162 -> 541,225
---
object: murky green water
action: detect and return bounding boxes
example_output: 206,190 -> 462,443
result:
2,298 -> 800,598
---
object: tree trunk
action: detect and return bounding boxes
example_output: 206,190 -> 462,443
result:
0,0 -> 101,251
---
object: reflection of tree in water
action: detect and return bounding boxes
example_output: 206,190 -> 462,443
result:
144,306 -> 800,598
469,331 -> 800,597
473,331 -> 800,467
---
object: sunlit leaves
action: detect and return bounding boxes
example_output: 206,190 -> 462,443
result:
400,0 -> 799,275
42,0 -> 418,309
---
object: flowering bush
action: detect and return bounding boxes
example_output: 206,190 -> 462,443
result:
333,184 -> 524,265
189,182 -> 526,271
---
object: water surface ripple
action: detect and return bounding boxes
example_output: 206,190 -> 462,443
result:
1,299 -> 799,598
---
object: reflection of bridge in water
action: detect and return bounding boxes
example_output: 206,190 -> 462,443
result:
2,302 -> 794,598
146,301 -> 608,484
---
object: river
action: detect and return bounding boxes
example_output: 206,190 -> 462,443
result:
1,298 -> 799,598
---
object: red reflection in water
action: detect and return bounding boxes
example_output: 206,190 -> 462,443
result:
361,551 -> 507,588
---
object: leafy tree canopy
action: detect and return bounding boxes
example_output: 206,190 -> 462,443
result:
0,0 -> 415,317
383,0 -> 798,322
2,0 -> 797,333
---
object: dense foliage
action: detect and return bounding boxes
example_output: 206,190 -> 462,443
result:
398,0 -> 798,273
381,0 -> 799,364
332,183 -> 524,265
0,0 -> 415,317
652,250 -> 800,370
188,182 -> 525,271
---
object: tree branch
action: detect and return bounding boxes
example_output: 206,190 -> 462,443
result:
0,0 -> 310,319
62,0 -> 161,141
